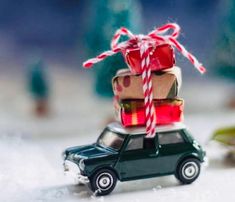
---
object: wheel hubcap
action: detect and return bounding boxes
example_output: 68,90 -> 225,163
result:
100,177 -> 110,187
182,162 -> 199,180
96,173 -> 113,191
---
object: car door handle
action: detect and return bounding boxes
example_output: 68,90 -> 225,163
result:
149,150 -> 159,157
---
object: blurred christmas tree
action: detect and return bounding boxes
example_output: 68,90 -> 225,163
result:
28,58 -> 50,116
85,0 -> 142,97
213,0 -> 235,79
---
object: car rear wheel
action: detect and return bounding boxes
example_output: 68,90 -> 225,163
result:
89,169 -> 117,196
176,158 -> 201,184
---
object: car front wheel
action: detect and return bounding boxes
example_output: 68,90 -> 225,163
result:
176,158 -> 201,184
89,169 -> 117,196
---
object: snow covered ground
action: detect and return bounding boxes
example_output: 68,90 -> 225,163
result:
1,68 -> 235,202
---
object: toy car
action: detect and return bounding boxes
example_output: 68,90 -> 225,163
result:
62,122 -> 206,196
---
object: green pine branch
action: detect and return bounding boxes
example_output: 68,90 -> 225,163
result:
212,126 -> 235,146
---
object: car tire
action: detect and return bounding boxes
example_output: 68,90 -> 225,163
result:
89,169 -> 117,196
176,158 -> 201,184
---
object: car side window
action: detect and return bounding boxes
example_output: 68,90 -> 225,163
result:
158,131 -> 184,145
126,136 -> 143,151
144,138 -> 155,150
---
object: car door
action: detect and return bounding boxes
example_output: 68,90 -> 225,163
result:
156,130 -> 189,174
116,135 -> 159,180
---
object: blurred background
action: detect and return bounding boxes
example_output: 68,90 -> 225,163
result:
1,0 -> 235,201
0,0 -> 222,71
0,0 -> 235,113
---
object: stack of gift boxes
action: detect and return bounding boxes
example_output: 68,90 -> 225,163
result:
111,44 -> 184,129
83,24 -> 205,133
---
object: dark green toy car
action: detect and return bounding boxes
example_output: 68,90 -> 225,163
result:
63,122 -> 206,196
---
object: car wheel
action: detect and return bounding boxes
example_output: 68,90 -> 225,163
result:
176,158 -> 201,184
89,169 -> 117,196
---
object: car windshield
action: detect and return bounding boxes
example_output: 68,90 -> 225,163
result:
97,129 -> 124,151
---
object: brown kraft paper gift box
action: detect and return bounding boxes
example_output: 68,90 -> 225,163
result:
112,66 -> 182,100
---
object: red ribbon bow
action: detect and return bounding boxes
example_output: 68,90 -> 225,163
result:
83,23 -> 206,74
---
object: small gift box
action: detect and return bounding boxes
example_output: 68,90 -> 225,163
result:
114,98 -> 184,127
122,44 -> 175,74
112,66 -> 181,100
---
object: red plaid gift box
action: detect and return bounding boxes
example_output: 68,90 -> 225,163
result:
114,98 -> 184,127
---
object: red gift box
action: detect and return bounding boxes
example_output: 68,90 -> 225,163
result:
114,98 -> 184,127
122,44 -> 175,74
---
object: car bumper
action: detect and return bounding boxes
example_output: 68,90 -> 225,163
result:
202,154 -> 209,168
63,160 -> 89,184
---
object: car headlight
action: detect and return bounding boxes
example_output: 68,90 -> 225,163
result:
79,159 -> 85,171
193,140 -> 201,150
74,153 -> 81,160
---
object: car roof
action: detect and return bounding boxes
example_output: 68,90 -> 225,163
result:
107,122 -> 186,135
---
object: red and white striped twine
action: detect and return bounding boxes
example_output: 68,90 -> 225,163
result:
83,23 -> 206,137
139,42 -> 156,137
